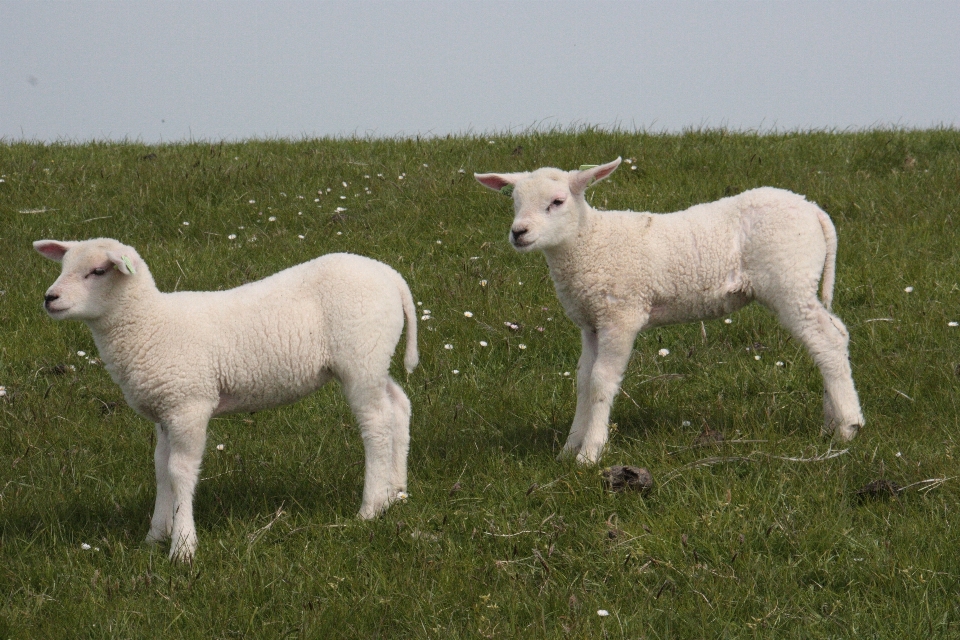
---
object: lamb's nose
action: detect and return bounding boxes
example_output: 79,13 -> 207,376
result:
511,227 -> 528,241
44,293 -> 59,308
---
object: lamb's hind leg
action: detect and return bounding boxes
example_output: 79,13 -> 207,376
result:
342,375 -> 398,519
386,378 -> 411,495
774,297 -> 864,441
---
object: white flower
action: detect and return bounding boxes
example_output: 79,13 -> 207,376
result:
335,207 -> 346,213
682,420 -> 691,427
658,348 -> 669,357
248,199 -> 255,204
182,221 -> 189,226
724,318 -> 733,324
298,235 -> 305,239
81,543 -> 92,550
458,169 -> 466,174
563,371 -> 570,377
314,198 -> 320,202
396,491 -> 409,500
631,165 -> 637,170
398,175 -> 404,180
342,181 -> 348,187
423,163 -> 429,168
776,361 -> 785,367
754,355 -> 761,360
479,341 -> 488,347
904,286 -> 914,293
597,609 -> 610,617
340,195 -> 347,200
423,310 -> 431,315
216,444 -> 225,451
444,344 -> 453,350
336,231 -> 342,236
77,350 -> 86,357
421,315 -> 431,321
464,311 -> 474,318
228,234 -> 237,240
238,226 -> 245,229
480,280 -> 487,287
896,451 -> 902,458
436,240 -> 442,244
949,322 -> 958,327
298,211 -> 303,215
364,175 -> 370,179
268,216 -> 276,222
488,140 -> 495,144
452,369 -> 459,374
0,386 -> 6,397
518,344 -> 527,350
417,301 -> 422,306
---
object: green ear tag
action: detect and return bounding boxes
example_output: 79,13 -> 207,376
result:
121,255 -> 136,275
499,184 -> 514,197
579,164 -> 599,171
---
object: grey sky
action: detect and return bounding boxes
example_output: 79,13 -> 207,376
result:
2,1 -> 958,142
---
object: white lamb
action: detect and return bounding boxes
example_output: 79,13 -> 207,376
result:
34,238 -> 418,561
476,158 -> 864,464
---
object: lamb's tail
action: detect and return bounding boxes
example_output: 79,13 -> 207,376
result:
816,207 -> 838,311
393,270 -> 419,373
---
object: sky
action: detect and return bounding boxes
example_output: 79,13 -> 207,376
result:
2,1 -> 958,143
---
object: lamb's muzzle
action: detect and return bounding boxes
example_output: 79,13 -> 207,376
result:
476,158 -> 864,464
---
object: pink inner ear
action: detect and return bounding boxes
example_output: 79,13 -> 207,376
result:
474,173 -> 511,191
34,240 -> 71,262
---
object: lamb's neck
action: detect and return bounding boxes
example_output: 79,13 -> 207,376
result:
87,277 -> 165,369
542,206 -> 601,277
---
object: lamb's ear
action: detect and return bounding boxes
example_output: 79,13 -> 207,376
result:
106,251 -> 137,276
569,158 -> 622,195
474,172 -> 529,197
33,240 -> 76,262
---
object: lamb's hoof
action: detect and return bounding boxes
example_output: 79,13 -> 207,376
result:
575,448 -> 603,466
144,531 -> 168,546
168,544 -> 196,564
834,423 -> 861,442
601,465 -> 654,494
825,422 -> 861,442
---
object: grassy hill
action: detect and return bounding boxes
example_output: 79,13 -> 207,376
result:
1,129 -> 959,638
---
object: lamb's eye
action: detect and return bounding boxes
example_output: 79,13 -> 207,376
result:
551,199 -> 565,208
91,267 -> 107,276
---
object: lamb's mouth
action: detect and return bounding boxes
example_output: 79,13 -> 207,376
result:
45,305 -> 69,316
511,238 -> 534,250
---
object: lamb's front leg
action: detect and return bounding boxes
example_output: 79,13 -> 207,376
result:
574,327 -> 638,464
145,423 -> 173,545
163,408 -> 210,562
559,329 -> 598,459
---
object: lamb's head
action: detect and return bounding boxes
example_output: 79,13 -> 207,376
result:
34,238 -> 145,322
475,158 -> 621,253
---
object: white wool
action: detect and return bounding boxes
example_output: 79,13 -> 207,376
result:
476,158 -> 863,464
35,237 -> 418,561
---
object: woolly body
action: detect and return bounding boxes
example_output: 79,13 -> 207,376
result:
35,238 -> 418,561
476,159 -> 863,464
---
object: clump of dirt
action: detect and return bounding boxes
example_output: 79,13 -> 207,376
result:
602,465 -> 654,493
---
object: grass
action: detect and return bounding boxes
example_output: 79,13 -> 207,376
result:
1,129 -> 959,638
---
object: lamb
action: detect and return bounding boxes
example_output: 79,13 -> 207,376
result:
34,238 -> 418,561
475,158 -> 864,464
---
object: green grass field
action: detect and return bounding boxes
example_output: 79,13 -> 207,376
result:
1,129 -> 959,638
